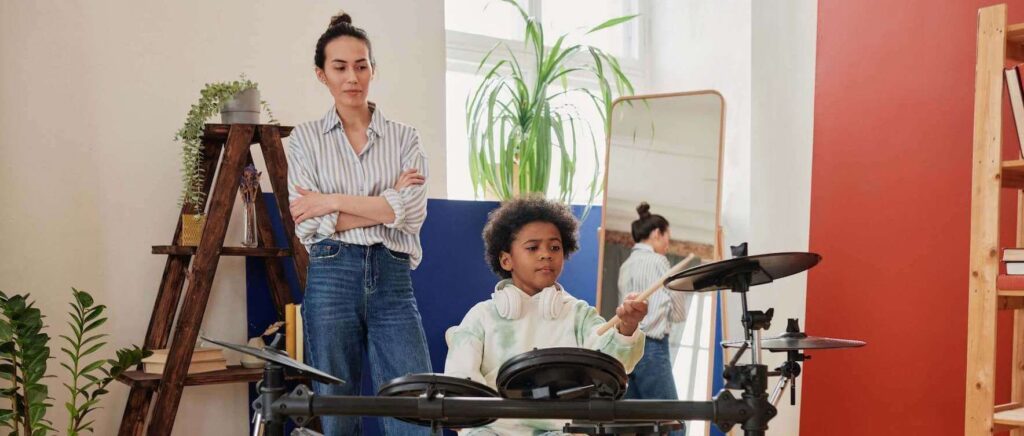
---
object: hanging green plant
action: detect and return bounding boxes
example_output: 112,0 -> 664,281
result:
175,75 -> 277,212
466,0 -> 637,209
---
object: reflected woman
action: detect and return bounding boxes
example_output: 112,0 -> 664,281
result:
617,202 -> 689,435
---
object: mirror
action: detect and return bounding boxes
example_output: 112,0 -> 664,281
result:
596,90 -> 724,434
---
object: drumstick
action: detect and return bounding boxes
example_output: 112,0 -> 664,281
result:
596,254 -> 697,335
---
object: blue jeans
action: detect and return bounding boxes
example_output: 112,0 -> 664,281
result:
302,240 -> 433,435
625,336 -> 686,436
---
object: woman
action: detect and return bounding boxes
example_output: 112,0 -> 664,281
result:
617,202 -> 689,435
287,11 -> 431,435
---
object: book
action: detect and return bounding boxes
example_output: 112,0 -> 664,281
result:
296,304 -> 304,364
1008,262 -> 1024,275
286,303 -> 297,360
1008,66 -> 1024,155
143,359 -> 227,375
1007,66 -> 1024,157
142,347 -> 224,364
1004,248 -> 1024,262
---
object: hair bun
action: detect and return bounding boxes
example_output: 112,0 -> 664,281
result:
636,202 -> 651,219
328,11 -> 352,28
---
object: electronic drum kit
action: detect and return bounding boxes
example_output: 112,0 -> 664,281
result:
207,243 -> 865,436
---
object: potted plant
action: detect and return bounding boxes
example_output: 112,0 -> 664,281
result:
174,75 -> 276,246
466,0 -> 637,209
0,288 -> 149,435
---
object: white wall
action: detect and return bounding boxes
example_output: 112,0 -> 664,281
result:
749,1 -> 818,435
0,1 -> 445,434
644,1 -> 817,435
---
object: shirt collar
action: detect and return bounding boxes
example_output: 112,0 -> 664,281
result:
320,102 -> 387,137
632,242 -> 655,253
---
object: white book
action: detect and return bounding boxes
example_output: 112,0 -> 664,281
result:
1006,66 -> 1024,157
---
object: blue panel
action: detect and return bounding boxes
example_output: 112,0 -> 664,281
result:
710,292 -> 725,436
247,198 -> 602,435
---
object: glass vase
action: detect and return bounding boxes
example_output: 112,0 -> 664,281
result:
242,200 -> 258,247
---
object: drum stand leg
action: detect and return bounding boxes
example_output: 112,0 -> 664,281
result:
709,251 -> 776,436
253,363 -> 287,436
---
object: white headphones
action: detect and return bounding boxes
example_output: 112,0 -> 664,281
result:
491,280 -> 574,321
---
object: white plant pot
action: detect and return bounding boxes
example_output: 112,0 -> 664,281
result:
221,88 -> 260,124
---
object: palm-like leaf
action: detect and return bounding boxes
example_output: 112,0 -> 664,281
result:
62,288 -> 150,435
466,2 -> 637,214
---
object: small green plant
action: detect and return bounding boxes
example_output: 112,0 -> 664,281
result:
467,0 -> 636,208
0,289 -> 149,435
0,292 -> 53,436
60,289 -> 149,436
175,75 -> 277,211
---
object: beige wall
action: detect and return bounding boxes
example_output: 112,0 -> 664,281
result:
0,1 -> 445,434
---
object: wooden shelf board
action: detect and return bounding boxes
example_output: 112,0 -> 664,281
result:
117,365 -> 263,389
152,246 -> 292,257
117,365 -> 307,390
1002,160 -> 1024,189
994,404 -> 1024,427
1009,23 -> 1024,46
201,124 -> 293,143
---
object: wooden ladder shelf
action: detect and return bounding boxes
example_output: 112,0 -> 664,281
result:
115,124 -> 309,436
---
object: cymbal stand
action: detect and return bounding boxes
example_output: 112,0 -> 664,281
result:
711,243 -> 776,436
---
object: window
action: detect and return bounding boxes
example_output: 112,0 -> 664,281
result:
445,0 -> 646,201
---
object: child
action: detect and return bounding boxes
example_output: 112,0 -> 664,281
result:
444,197 -> 649,435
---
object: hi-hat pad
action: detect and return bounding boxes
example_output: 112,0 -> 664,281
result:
664,252 -> 821,292
201,336 -> 344,385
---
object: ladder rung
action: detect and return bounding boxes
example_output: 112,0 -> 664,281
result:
152,246 -> 293,257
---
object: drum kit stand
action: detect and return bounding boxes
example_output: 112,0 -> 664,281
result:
206,243 -> 864,436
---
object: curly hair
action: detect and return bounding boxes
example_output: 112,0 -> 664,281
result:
482,197 -> 580,278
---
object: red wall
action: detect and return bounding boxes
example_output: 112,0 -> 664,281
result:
802,1 -> 1023,434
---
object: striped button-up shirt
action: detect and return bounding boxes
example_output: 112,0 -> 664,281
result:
617,243 -> 690,340
286,106 -> 428,268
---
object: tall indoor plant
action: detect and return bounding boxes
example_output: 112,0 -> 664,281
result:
174,76 -> 275,246
466,0 -> 637,207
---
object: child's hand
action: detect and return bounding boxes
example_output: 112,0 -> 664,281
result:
615,292 -> 648,336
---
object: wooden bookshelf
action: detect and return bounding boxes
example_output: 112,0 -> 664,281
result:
967,5 -> 1024,435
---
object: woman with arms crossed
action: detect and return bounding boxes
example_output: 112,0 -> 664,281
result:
287,12 -> 431,435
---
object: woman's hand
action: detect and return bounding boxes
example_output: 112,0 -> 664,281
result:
290,187 -> 339,223
394,169 -> 425,190
615,292 -> 649,336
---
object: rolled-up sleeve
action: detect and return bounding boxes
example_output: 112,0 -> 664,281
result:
286,135 -> 337,246
381,129 -> 428,235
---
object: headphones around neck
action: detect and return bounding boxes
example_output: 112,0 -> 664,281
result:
491,281 -> 573,321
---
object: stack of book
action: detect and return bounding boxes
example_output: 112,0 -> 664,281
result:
1006,248 -> 1024,275
142,347 -> 227,375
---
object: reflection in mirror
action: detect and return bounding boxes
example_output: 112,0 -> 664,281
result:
597,91 -> 724,435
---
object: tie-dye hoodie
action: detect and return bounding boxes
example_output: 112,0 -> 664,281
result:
444,280 -> 645,435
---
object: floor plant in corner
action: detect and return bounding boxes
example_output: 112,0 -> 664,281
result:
0,289 -> 149,435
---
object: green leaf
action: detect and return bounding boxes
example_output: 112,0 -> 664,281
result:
586,14 -> 639,35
